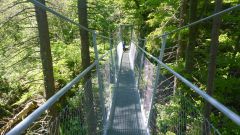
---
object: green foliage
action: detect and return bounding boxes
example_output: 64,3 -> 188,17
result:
52,40 -> 81,81
1,0 -> 240,134
155,93 -> 205,135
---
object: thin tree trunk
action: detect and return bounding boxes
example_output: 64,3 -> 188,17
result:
133,0 -> 147,48
185,0 -> 198,73
175,1 -> 189,134
34,0 -> 57,117
139,23 -> 147,47
77,0 -> 96,135
175,0 -> 188,93
203,0 -> 222,134
177,0 -> 188,59
200,0 -> 209,18
235,35 -> 240,54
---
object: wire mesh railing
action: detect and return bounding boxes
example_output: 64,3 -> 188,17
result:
148,72 -> 221,135
47,77 -> 100,135
129,38 -> 222,134
24,66 -> 113,135
138,58 -> 157,123
46,48 -> 118,135
4,0 -> 240,134
5,0 -> 124,134
128,3 -> 240,134
6,39 -> 122,135
131,39 -> 157,126
130,31 -> 240,134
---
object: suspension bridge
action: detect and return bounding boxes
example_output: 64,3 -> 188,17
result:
6,0 -> 240,135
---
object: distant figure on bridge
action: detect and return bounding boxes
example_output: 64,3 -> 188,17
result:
123,41 -> 126,51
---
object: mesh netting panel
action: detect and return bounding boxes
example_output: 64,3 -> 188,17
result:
46,77 -> 103,135
129,35 -> 221,134
146,44 -> 220,135
30,39 -> 121,135
129,42 -> 137,70
99,51 -> 116,123
138,58 -> 157,122
148,75 -> 220,135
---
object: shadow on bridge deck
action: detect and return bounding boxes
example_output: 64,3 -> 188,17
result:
106,51 -> 147,135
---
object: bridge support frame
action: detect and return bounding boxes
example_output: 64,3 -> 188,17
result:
137,39 -> 146,89
109,33 -> 116,84
92,31 -> 106,127
147,33 -> 167,128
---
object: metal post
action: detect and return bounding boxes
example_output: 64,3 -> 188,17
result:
120,25 -> 123,42
115,44 -> 118,82
115,28 -> 120,75
130,26 -> 133,42
92,31 -> 106,125
109,33 -> 115,83
118,27 -> 120,43
137,39 -> 146,89
147,33 -> 167,127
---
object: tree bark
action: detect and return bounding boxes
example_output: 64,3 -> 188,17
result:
235,35 -> 240,54
133,0 -> 148,48
0,101 -> 38,134
185,0 -> 198,73
175,1 -> 189,133
175,0 -> 188,92
177,0 -> 188,59
203,0 -> 222,134
200,0 -> 209,18
77,0 -> 96,135
34,0 -> 57,117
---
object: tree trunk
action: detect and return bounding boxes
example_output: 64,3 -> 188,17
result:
177,0 -> 188,59
133,0 -> 148,48
235,35 -> 240,54
34,0 -> 57,117
175,0 -> 188,91
185,0 -> 198,73
175,1 -> 189,133
200,0 -> 209,18
0,101 -> 38,134
77,0 -> 97,135
139,23 -> 147,47
203,0 -> 222,134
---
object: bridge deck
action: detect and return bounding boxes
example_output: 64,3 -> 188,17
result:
107,51 -> 147,135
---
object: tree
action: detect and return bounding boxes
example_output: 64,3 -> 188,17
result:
200,0 -> 210,18
117,0 -> 152,47
34,0 -> 56,117
87,0 -> 116,34
175,1 -> 189,133
77,0 -> 96,134
177,0 -> 188,59
133,0 -> 147,45
185,0 -> 198,73
203,0 -> 222,134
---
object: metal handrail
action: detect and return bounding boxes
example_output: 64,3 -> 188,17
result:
6,50 -> 113,135
153,4 -> 240,39
7,1 -> 240,134
135,43 -> 240,126
28,0 -> 113,40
